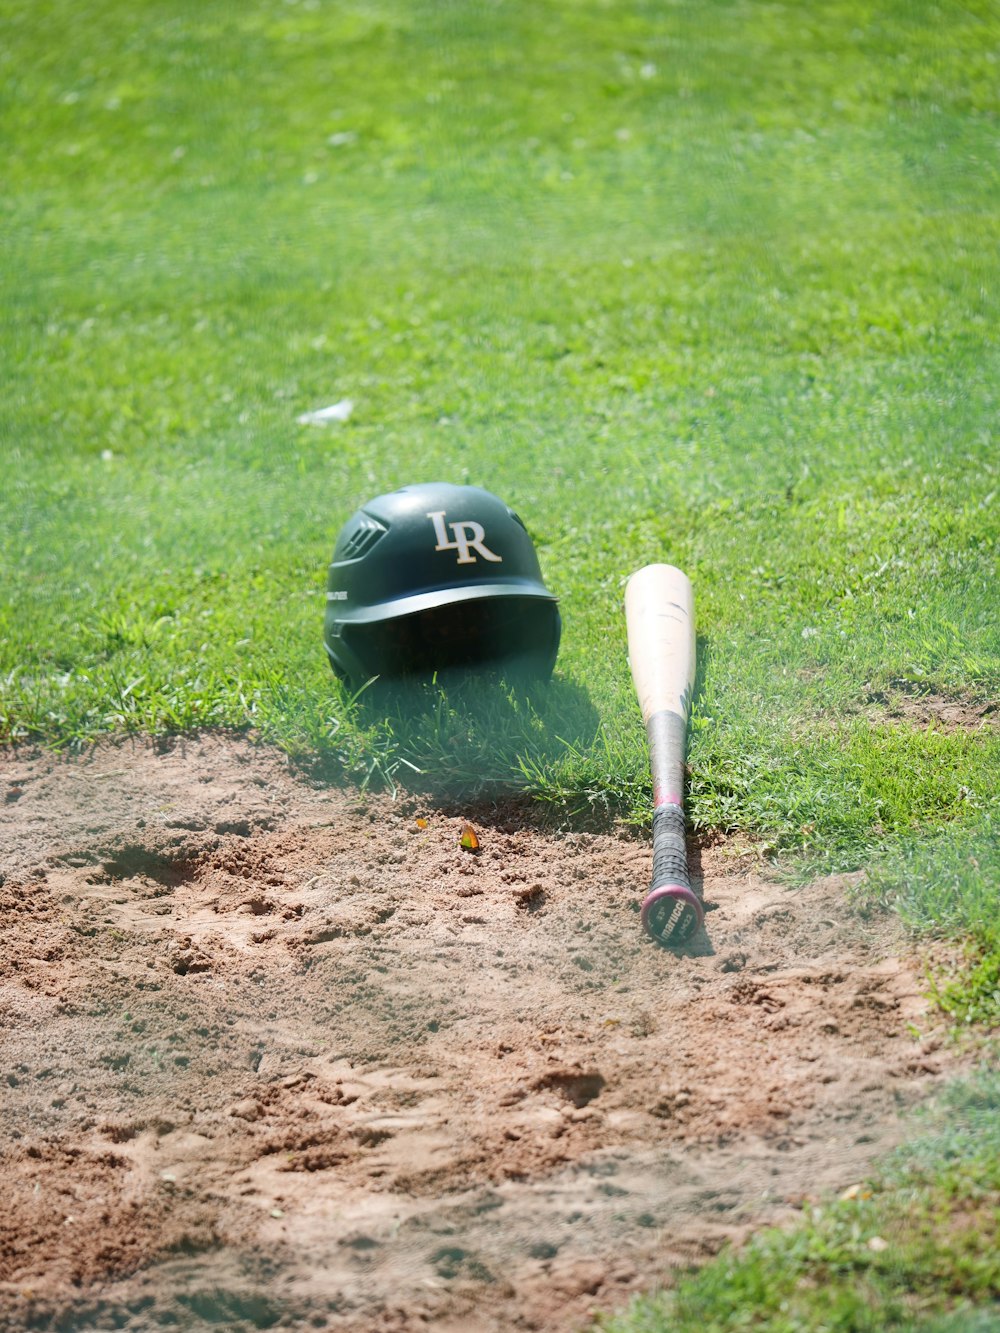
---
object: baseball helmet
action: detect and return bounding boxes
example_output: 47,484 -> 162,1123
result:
324,482 -> 560,685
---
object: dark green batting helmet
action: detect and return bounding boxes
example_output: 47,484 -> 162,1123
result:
324,482 -> 560,685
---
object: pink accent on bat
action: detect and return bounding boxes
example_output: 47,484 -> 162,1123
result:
640,884 -> 705,942
653,790 -> 683,808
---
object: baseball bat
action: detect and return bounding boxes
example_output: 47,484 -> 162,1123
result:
625,564 -> 704,946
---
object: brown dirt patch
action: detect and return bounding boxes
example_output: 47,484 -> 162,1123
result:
0,735 -> 960,1332
862,686 -> 998,732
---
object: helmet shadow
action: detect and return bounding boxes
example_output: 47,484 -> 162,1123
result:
339,669 -> 603,805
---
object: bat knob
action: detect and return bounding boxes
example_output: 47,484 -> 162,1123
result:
640,884 -> 704,947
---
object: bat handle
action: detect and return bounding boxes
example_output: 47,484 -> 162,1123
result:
642,801 -> 704,945
640,710 -> 704,945
650,803 -> 691,891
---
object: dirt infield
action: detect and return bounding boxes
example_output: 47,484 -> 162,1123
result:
0,736 -> 957,1331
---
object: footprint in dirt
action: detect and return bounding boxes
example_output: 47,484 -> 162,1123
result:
431,1245 -> 495,1284
532,1069 -> 606,1108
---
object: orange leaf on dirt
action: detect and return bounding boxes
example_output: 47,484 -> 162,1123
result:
459,823 -> 480,852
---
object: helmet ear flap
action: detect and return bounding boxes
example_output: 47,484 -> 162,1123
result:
324,628 -> 374,689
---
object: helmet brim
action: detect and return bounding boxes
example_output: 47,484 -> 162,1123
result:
327,579 -> 558,626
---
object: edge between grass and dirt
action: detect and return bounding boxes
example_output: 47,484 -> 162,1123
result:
593,1066 -> 1000,1333
582,754 -> 999,1332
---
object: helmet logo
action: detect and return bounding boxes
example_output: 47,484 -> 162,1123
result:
428,510 -> 502,565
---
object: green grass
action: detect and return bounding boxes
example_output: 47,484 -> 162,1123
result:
595,1068 -> 1000,1333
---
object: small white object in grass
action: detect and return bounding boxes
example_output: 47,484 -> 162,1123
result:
867,1235 -> 889,1252
802,626 -> 819,639
327,131 -> 357,147
297,399 -> 353,426
101,449 -> 114,461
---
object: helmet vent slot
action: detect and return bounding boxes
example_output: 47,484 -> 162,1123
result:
340,516 -> 387,560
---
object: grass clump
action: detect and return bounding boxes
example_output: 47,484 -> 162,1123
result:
932,950 -> 1000,1030
865,818 -> 1000,1029
595,1071 -> 1000,1333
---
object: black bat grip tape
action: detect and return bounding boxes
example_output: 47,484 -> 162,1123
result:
651,804 -> 690,891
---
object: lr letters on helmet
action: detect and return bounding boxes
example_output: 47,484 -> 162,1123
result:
427,510 -> 503,565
